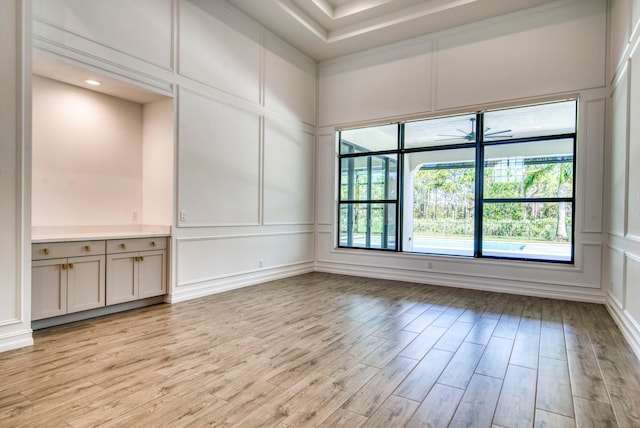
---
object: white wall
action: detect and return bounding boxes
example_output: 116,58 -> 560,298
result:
0,0 -> 32,352
606,0 -> 640,358
143,98 -> 174,226
32,76 -> 144,227
316,0 -> 608,302
172,0 -> 316,300
29,0 -> 317,314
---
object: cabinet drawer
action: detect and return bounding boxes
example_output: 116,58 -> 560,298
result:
107,237 -> 167,254
32,241 -> 105,260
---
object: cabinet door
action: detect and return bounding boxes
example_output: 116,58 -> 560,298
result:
67,255 -> 106,313
138,250 -> 166,299
32,258 -> 68,320
106,253 -> 137,305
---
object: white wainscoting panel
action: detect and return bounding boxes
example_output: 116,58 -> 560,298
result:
627,55 -> 640,237
263,119 -> 314,225
611,0 -> 632,79
318,48 -> 432,127
179,0 -> 261,103
608,246 -> 626,308
172,232 -> 314,301
316,132 -> 336,226
32,0 -> 173,70
177,88 -> 260,226
435,0 -> 605,110
316,231 -> 603,298
264,38 -> 316,126
582,98 -> 606,233
625,252 -> 640,325
610,68 -> 629,237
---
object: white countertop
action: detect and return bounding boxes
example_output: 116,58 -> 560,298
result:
32,225 -> 171,243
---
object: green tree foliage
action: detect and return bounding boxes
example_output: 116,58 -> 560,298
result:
412,159 -> 572,242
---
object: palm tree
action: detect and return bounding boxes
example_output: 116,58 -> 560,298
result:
524,162 -> 572,240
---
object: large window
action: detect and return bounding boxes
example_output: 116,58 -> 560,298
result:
338,100 -> 577,263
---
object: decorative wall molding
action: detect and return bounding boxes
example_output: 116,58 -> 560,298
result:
175,231 -> 314,289
317,229 -> 602,289
315,261 -> 606,303
32,19 -> 175,84
169,262 -> 314,303
607,296 -> 640,361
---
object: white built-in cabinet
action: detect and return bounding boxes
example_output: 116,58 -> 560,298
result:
106,238 -> 167,305
31,237 -> 167,321
32,241 -> 106,320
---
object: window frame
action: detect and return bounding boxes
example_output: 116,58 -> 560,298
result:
337,99 -> 578,264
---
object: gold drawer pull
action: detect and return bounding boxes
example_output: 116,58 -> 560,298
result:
121,243 -> 127,249
151,241 -> 157,247
69,263 -> 74,269
62,263 -> 67,270
85,245 -> 91,251
134,256 -> 139,262
140,256 -> 145,262
44,248 -> 49,255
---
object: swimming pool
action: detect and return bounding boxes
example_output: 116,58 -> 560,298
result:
340,235 -> 571,261
410,237 -> 570,261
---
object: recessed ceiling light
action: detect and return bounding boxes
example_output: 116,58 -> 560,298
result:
85,79 -> 101,86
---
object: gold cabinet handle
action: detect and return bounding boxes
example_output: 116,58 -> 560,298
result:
69,262 -> 74,269
140,256 -> 144,262
44,248 -> 49,255
134,256 -> 139,262
151,241 -> 157,247
121,243 -> 127,249
85,245 -> 91,251
62,263 -> 67,270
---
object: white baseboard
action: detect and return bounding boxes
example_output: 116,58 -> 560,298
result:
314,261 -> 607,303
0,330 -> 34,353
168,263 -> 314,303
606,296 -> 640,361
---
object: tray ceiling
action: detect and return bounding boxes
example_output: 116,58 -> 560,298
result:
226,0 -> 567,61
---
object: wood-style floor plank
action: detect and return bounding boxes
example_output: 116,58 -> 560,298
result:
437,341 -> 485,390
406,383 -> 464,428
363,395 -> 420,427
341,356 -> 418,417
394,348 -> 453,402
449,374 -> 503,428
493,364 -> 537,428
0,272 -> 638,427
537,356 -> 575,418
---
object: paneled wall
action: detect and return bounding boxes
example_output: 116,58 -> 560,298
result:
29,0 -> 316,309
0,0 -> 32,352
607,0 -> 640,358
316,0 -> 608,302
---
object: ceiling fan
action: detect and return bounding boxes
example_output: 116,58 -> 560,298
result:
437,117 -> 512,141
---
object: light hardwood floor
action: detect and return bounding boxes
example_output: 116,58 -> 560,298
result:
1,272 -> 640,427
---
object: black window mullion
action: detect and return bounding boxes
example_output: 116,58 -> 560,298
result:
400,142 -> 477,155
484,197 -> 573,204
481,132 -> 576,147
474,113 -> 484,258
397,124 -> 404,252
382,158 -> 388,248
366,157 -> 372,248
341,149 -> 398,159
347,155 -> 355,247
571,133 -> 577,262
